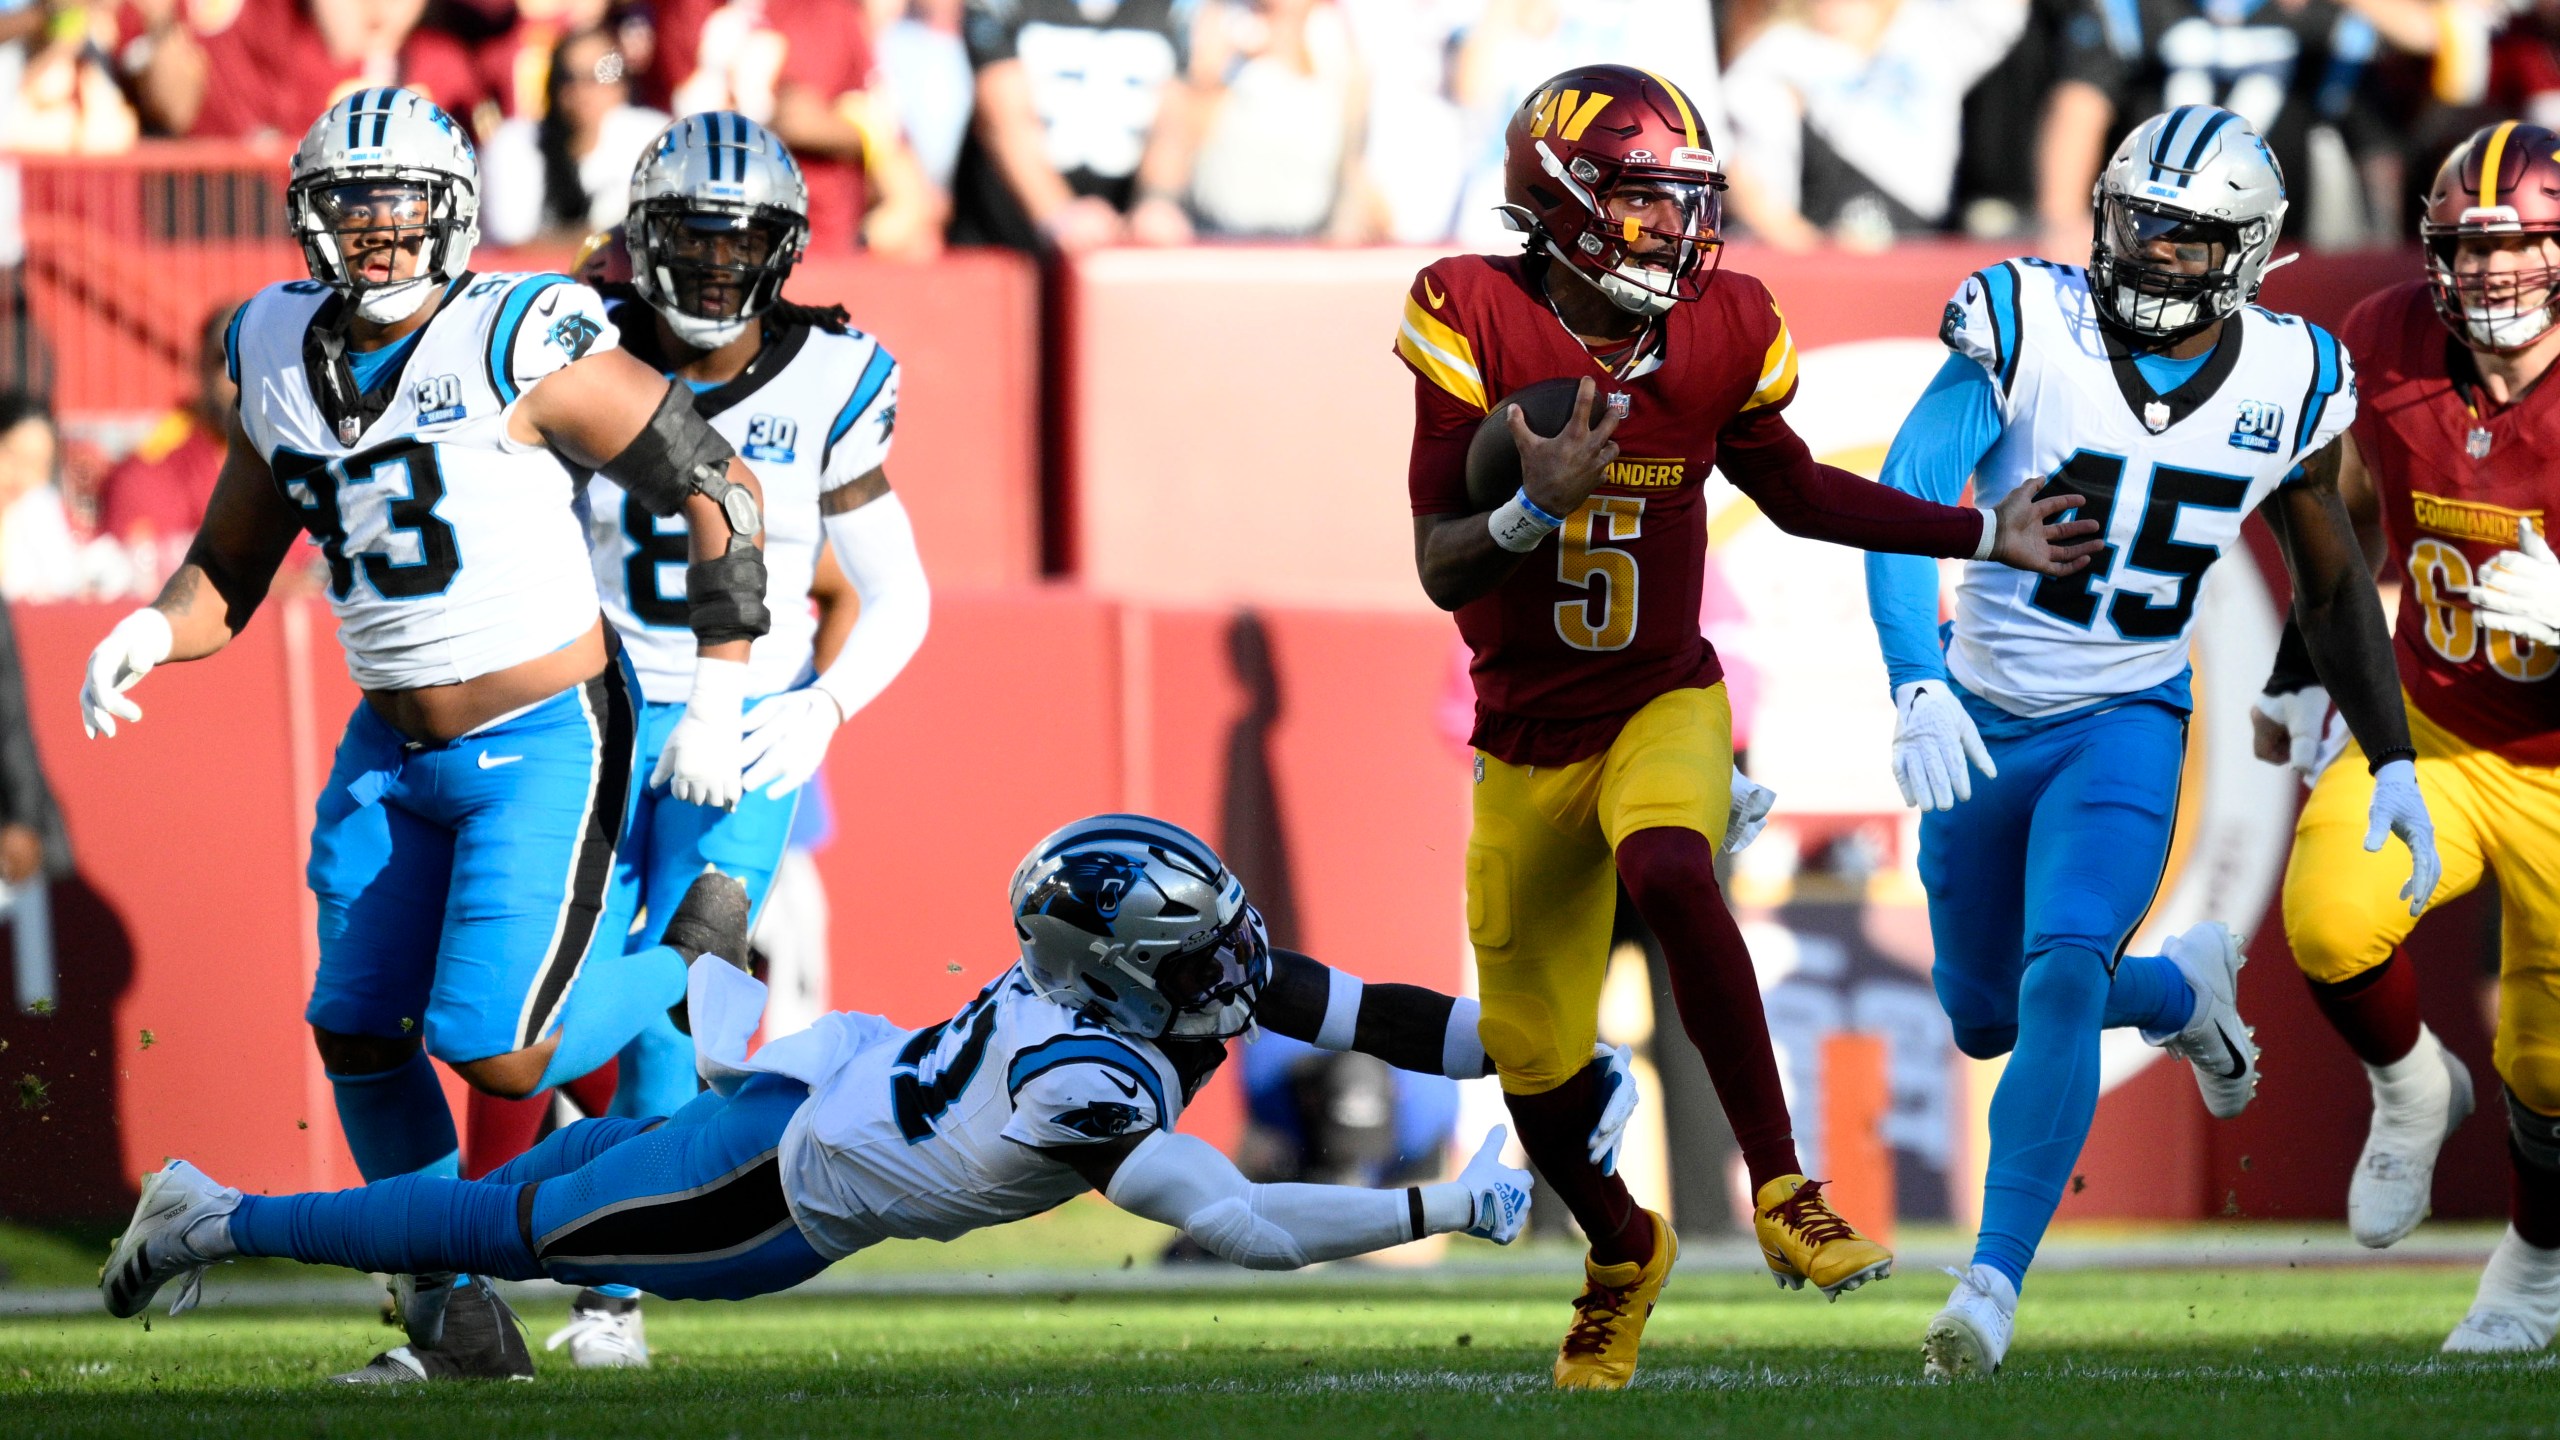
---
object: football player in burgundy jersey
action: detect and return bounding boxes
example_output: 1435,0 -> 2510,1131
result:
1395,62 -> 2101,1389
2256,121 -> 2560,1353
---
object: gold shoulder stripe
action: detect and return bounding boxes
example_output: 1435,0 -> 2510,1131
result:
1741,312 -> 1798,412
1397,293 -> 1489,413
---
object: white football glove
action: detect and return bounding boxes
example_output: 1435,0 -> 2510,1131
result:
652,656 -> 751,810
1724,766 -> 1775,854
1587,1042 -> 1640,1175
2254,686 -> 2350,786
2365,758 -> 2441,918
80,608 -> 174,739
1455,1124 -> 1533,1243
2470,517 -> 2560,648
739,687 -> 844,799
1891,680 -> 1995,811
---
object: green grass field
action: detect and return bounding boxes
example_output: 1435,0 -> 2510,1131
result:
4,1244 -> 2557,1439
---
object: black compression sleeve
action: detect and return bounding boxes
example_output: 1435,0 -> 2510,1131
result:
2266,616 -> 2321,695
1256,948 -> 1333,1039
1352,984 -> 1461,1075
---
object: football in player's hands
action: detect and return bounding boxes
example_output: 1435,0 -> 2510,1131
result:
1464,376 -> 1615,512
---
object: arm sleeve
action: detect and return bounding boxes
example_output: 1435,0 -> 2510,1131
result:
813,494 -> 930,720
999,1038 -> 1173,1147
1255,949 -> 1489,1079
1102,1129 -> 1475,1270
1394,272 -> 1491,517
820,344 -> 901,489
494,277 -> 621,404
1864,354 -> 2009,690
1719,409 -> 1991,559
961,0 -> 1021,66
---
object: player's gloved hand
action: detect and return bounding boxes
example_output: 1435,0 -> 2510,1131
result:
1724,766 -> 1775,854
1587,1042 -> 1640,1175
1891,680 -> 1995,811
2364,758 -> 2441,918
653,656 -> 751,810
2252,686 -> 2348,785
2469,517 -> 2560,647
1455,1125 -> 1533,1244
739,687 -> 844,799
80,608 -> 173,739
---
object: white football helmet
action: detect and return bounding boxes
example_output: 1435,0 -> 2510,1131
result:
287,88 -> 481,326
628,112 -> 810,349
1008,814 -> 1270,1041
2090,105 -> 2288,342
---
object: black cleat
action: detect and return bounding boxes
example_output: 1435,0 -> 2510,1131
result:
663,870 -> 751,1036
330,1275 -> 534,1384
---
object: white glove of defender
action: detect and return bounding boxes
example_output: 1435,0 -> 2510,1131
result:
2470,517 -> 2560,647
2254,686 -> 2350,786
1724,766 -> 1775,854
80,608 -> 174,738
653,656 -> 751,810
2365,758 -> 2441,918
1587,1042 -> 1639,1175
1891,680 -> 1995,811
739,687 -> 844,799
1455,1125 -> 1533,1243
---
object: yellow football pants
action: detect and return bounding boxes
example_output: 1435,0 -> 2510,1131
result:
2283,696 -> 2560,1111
1468,685 -> 1733,1096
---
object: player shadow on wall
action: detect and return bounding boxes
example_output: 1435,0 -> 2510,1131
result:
0,873 -> 138,1235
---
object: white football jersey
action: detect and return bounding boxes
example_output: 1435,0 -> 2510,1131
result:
229,273 -> 618,690
585,304 -> 901,705
724,966 -> 1208,1260
1938,260 -> 2356,716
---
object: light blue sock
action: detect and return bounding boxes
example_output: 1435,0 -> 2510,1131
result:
2107,952 -> 2195,1037
536,944 -> 688,1092
480,1115 -> 658,1186
1974,944 -> 2110,1296
328,1052 -> 460,1182
230,1176 -> 537,1279
611,1012 -> 701,1120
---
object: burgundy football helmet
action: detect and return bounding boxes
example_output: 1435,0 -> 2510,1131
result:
2422,121 -> 2560,352
1500,64 -> 1726,316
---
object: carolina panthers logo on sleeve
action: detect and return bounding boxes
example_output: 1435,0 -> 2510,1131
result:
548,313 -> 603,361
1018,852 -> 1143,936
1941,300 -> 1967,349
1053,1100 -> 1146,1138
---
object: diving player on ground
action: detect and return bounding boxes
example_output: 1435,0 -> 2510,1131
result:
1863,106 -> 2439,1378
2253,121 -> 2560,1353
74,88 -> 772,1382
1398,62 -> 2102,1391
102,817 -> 1549,1332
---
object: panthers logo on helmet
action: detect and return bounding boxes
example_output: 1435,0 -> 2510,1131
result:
1019,852 -> 1147,937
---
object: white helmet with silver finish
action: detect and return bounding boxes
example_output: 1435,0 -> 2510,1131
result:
1009,814 -> 1271,1041
628,112 -> 810,349
2089,106 -> 2289,342
287,88 -> 481,326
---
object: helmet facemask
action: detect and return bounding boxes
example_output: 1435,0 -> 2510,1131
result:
290,174 -> 472,325
1524,144 -> 1725,317
2090,195 -> 2260,343
2425,228 -> 2560,353
631,198 -> 806,349
1156,904 -> 1271,1041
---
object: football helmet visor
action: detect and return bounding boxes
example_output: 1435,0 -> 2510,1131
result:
628,112 -> 809,348
1009,814 -> 1271,1040
1500,63 -> 1726,316
287,88 -> 480,325
2088,106 -> 2286,343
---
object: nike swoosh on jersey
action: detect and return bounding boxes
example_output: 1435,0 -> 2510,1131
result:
477,753 -> 525,770
1103,1071 -> 1140,1099
1423,278 -> 1447,309
538,291 -> 561,317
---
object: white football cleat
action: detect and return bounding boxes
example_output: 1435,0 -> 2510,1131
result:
546,1289 -> 650,1368
2350,1026 -> 2474,1249
1921,1264 -> 2016,1379
2444,1227 -> 2560,1354
2152,923 -> 2258,1120
101,1159 -> 240,1319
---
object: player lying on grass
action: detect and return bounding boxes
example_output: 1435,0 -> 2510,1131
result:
102,816 -> 1570,1379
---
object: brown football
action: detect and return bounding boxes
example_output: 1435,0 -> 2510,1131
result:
1463,377 -> 1599,512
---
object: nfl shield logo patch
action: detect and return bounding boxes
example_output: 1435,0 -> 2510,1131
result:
2468,427 -> 2494,459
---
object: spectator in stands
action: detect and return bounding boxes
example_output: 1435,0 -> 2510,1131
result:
1186,0 -> 1376,240
868,0 -> 975,191
3,0 -> 139,151
481,28 -> 667,246
2035,0 -> 2427,257
1336,0 -> 1472,244
1450,0 -> 1724,249
93,302 -> 233,592
475,0 -> 653,126
126,0 -> 483,142
651,0 -> 945,258
0,393 -> 85,602
1723,0 -> 2027,249
949,0 -> 1203,253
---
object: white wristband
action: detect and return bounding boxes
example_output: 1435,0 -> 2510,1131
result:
1489,491 -> 1562,553
1972,506 -> 1997,563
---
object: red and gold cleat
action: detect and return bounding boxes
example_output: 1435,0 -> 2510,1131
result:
1754,1175 -> 1892,1299
1553,1210 -> 1677,1390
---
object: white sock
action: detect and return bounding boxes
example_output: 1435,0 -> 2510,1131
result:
2477,1227 -> 2560,1323
2367,1026 -> 2451,1139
